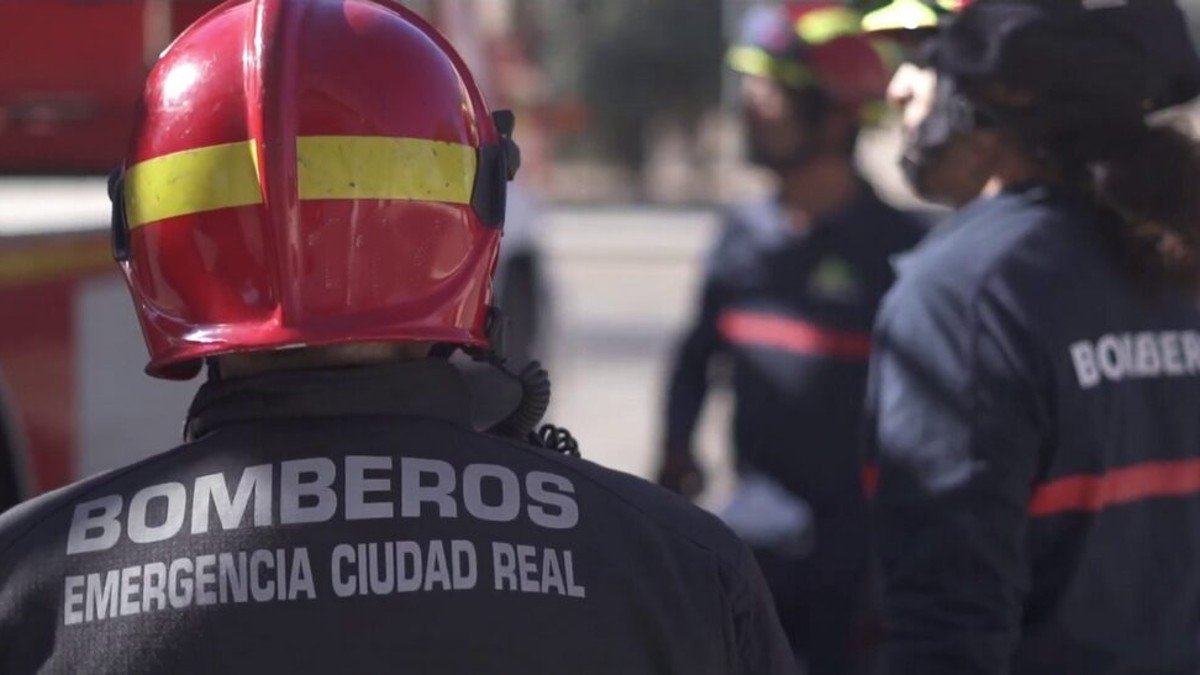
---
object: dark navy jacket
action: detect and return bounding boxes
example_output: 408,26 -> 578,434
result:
665,185 -> 925,506
0,429 -> 20,514
865,185 -> 1200,674
0,386 -> 25,513
0,361 -> 796,674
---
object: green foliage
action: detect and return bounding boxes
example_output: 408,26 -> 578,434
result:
577,0 -> 725,170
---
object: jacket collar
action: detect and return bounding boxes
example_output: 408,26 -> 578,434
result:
185,359 -> 475,440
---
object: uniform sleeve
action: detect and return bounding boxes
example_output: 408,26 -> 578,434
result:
0,457 -> 20,514
662,230 -> 732,453
0,493 -> 53,669
0,412 -> 24,513
726,539 -> 800,674
865,275 -> 1048,675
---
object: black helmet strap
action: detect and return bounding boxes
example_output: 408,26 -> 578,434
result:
472,109 -> 522,229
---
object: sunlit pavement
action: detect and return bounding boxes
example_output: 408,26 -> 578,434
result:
542,206 -> 736,505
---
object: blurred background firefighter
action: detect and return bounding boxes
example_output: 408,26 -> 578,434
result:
857,0 -> 991,209
655,3 -> 924,672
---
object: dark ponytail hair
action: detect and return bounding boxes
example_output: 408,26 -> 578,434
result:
1082,123 -> 1200,294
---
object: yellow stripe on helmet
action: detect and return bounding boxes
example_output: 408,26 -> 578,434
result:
796,6 -> 863,45
123,136 -> 478,228
727,46 -> 813,88
861,0 -> 941,33
124,140 -> 262,229
297,136 -> 476,203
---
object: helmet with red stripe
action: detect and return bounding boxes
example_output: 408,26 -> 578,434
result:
728,1 -> 892,110
109,0 -> 518,379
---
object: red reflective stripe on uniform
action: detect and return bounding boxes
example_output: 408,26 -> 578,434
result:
718,309 -> 872,360
862,463 -> 879,499
1028,458 -> 1200,516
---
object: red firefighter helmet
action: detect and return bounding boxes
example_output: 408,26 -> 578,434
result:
727,1 -> 892,110
110,0 -> 517,379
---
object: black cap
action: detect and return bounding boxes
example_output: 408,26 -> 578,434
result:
932,0 -> 1200,114
1099,0 -> 1200,110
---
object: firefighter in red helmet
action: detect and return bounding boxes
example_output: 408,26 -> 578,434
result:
0,2 -> 795,672
656,3 -> 924,673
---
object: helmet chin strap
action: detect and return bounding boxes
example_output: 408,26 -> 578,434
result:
440,107 -> 553,442
458,110 -> 554,439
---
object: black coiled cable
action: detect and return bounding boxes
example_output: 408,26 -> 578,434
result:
529,424 -> 580,457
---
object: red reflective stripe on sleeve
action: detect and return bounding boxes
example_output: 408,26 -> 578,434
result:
862,463 -> 879,499
718,310 -> 873,361
1028,458 -> 1200,517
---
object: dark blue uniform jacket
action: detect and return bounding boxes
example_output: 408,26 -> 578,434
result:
0,386 -> 25,513
666,185 -> 924,506
0,360 -> 796,674
865,184 -> 1200,674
